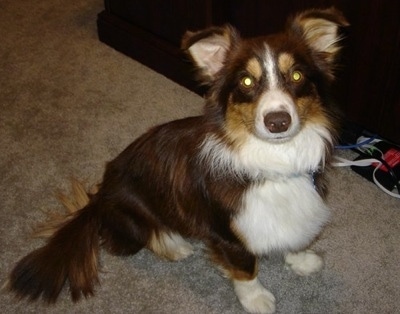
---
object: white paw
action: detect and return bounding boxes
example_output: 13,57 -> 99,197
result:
285,250 -> 324,276
169,239 -> 194,261
148,232 -> 194,261
233,278 -> 276,314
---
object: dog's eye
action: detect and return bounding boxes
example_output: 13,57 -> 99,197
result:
291,70 -> 303,82
240,76 -> 255,89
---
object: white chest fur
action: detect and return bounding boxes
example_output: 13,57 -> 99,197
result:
233,175 -> 330,254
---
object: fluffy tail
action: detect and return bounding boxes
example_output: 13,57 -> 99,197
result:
33,179 -> 98,239
7,182 -> 101,303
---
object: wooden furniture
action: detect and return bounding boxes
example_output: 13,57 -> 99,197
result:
97,0 -> 400,144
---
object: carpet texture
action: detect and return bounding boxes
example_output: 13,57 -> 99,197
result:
1,0 -> 399,313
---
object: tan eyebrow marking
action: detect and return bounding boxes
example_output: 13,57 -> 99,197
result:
246,57 -> 263,80
278,52 -> 295,73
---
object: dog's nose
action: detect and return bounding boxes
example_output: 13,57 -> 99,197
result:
264,111 -> 291,133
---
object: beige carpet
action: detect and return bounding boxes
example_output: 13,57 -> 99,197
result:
1,0 -> 399,313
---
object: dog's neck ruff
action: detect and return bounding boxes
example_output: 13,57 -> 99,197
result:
198,123 -> 332,182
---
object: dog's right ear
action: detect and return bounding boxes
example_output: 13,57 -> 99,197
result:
182,25 -> 239,83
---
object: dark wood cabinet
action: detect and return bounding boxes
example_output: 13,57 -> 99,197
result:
97,0 -> 400,144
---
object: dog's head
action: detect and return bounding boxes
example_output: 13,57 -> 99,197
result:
182,8 -> 348,145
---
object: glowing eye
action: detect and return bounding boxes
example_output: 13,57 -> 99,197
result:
291,71 -> 302,82
240,76 -> 254,88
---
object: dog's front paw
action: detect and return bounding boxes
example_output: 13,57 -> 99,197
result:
233,278 -> 276,314
285,249 -> 323,276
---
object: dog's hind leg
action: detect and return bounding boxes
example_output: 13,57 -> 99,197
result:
147,231 -> 194,261
99,208 -> 151,256
98,192 -> 158,256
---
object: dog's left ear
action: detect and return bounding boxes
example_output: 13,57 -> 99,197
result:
182,25 -> 239,83
288,7 -> 349,77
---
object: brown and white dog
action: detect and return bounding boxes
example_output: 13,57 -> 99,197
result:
7,8 -> 348,313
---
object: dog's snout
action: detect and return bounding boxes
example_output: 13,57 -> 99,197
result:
264,111 -> 291,133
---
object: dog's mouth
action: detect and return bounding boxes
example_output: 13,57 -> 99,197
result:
258,132 -> 298,144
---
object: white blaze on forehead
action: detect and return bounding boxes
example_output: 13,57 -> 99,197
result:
263,44 -> 279,89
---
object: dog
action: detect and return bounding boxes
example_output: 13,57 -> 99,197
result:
7,8 -> 348,313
